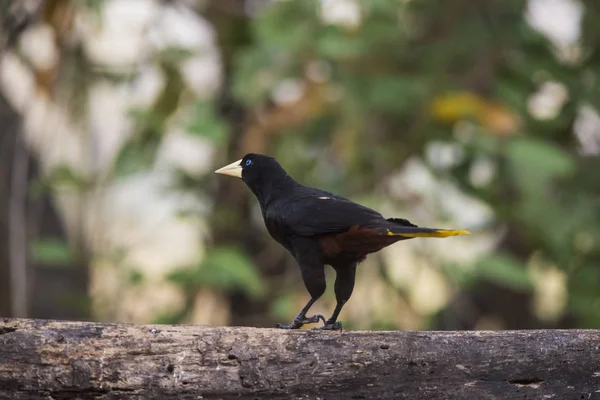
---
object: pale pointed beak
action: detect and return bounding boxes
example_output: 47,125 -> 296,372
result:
215,158 -> 243,178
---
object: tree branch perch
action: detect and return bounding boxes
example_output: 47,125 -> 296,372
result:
1,318 -> 599,399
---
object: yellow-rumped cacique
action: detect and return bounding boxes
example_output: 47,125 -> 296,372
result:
215,154 -> 470,330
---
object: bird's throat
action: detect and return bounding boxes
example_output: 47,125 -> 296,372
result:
251,175 -> 297,207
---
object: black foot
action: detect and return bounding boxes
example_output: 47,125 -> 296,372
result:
276,314 -> 326,329
304,314 -> 327,325
315,321 -> 343,331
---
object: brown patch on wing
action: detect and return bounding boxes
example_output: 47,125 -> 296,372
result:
318,225 -> 405,262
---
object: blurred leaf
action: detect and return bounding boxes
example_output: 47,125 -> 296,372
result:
270,294 -> 296,320
28,178 -> 48,198
128,108 -> 165,134
152,314 -> 181,325
317,29 -> 366,60
233,0 -> 319,105
170,168 -> 210,194
569,265 -> 600,328
56,292 -> 92,316
157,47 -> 195,64
365,74 -> 426,114
232,48 -> 274,105
495,80 -> 529,112
507,137 -> 575,194
508,138 -> 575,178
128,270 -> 145,286
476,254 -> 532,291
255,0 -> 319,52
444,262 -> 476,287
112,107 -> 166,178
168,247 -> 265,298
369,319 -> 401,331
112,136 -> 161,178
72,0 -> 102,11
46,165 -> 88,189
152,309 -> 188,325
31,238 -> 73,266
186,102 -> 228,143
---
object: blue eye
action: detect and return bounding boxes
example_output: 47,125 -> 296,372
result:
245,159 -> 252,166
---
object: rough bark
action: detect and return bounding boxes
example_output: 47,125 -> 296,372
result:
0,318 -> 599,399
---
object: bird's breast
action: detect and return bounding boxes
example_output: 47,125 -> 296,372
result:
263,208 -> 294,252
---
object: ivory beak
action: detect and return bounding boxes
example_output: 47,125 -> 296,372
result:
215,159 -> 243,178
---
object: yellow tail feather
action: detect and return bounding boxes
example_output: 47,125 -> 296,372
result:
387,229 -> 471,238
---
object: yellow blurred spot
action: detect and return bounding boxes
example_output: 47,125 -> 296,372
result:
430,92 -> 483,123
430,91 -> 520,136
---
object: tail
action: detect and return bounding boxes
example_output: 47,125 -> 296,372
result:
385,218 -> 470,238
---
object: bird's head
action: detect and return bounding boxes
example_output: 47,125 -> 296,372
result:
215,153 -> 291,194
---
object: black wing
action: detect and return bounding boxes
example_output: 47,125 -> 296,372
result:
275,188 -> 385,236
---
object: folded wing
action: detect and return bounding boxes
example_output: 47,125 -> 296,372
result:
281,191 -> 384,236
278,188 -> 470,239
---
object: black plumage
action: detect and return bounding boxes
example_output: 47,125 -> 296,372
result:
215,153 -> 469,330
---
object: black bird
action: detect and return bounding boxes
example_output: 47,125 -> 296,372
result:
215,154 -> 469,330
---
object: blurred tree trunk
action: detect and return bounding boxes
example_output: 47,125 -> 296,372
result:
0,94 -> 89,320
0,0 -> 89,319
0,94 -> 22,316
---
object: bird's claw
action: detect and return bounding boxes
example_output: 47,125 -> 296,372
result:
275,314 -> 326,329
276,321 -> 302,329
303,314 -> 327,325
315,321 -> 343,331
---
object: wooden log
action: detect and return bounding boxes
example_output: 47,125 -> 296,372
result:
0,318 -> 599,399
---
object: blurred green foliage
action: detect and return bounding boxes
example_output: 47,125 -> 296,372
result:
31,238 -> 74,267
13,0 -> 598,329
103,0 -> 599,329
168,247 -> 264,298
214,0 -> 600,329
186,101 -> 229,144
476,254 -> 533,291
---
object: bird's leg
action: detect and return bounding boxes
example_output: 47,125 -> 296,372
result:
317,263 -> 356,331
276,259 -> 326,329
275,298 -> 326,329
319,303 -> 344,331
